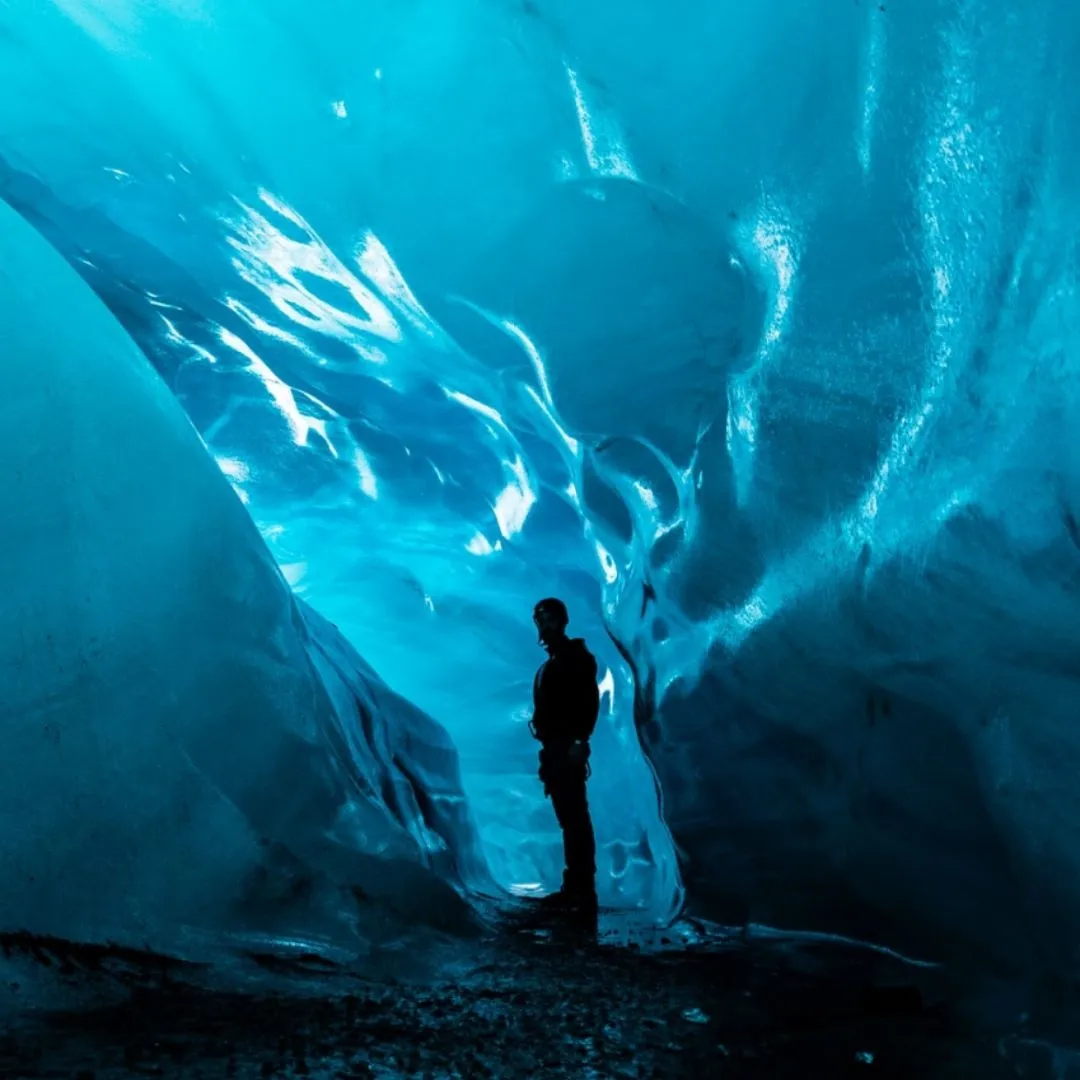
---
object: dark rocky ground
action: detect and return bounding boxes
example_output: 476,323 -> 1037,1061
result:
0,910 -> 1066,1079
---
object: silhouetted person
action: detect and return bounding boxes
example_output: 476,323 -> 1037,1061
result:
529,598 -> 600,915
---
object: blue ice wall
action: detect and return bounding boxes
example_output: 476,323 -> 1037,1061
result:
0,0 -> 681,917
0,197 -> 484,958
3,0 -> 1080,980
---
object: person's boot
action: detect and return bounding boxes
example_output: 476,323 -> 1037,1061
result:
561,875 -> 598,916
535,888 -> 572,909
531,880 -> 596,914
564,888 -> 598,930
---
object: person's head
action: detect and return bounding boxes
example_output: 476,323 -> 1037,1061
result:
533,597 -> 569,648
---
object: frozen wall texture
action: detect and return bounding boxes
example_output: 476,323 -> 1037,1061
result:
2,0 -> 1080,985
0,198 -> 483,955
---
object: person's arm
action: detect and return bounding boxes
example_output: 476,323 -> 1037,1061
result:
570,652 -> 601,743
581,673 -> 600,740
567,739 -> 590,765
529,665 -> 545,741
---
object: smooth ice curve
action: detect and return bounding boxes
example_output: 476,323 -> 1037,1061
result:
0,197 -> 483,955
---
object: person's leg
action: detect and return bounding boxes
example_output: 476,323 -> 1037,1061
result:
550,766 -> 596,901
548,773 -> 573,891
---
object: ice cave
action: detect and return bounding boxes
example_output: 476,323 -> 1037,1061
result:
2,0 -> 1080,1075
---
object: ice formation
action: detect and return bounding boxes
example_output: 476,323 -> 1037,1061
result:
2,0 -> 1080,990
0,198 -> 484,955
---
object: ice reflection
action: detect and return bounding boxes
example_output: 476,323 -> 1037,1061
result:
225,190 -> 403,360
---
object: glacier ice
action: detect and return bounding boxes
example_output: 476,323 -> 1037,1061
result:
0,197 -> 483,955
0,0 -> 681,920
3,0 -> 1080,996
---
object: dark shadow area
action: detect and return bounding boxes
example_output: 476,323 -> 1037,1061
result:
0,924 -> 1022,1079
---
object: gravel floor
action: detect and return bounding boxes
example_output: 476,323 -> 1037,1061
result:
0,911 -> 1031,1079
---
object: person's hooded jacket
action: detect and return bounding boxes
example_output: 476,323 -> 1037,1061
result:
531,638 -> 600,748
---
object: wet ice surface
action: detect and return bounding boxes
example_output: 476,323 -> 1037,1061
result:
0,914 -> 1036,1080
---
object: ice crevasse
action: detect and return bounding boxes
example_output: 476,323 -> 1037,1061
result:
2,0 -> 1080,990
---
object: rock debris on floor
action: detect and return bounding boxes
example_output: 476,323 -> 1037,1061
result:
0,917 -> 1028,1079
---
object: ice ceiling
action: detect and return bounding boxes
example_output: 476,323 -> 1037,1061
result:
3,0 -> 1080,985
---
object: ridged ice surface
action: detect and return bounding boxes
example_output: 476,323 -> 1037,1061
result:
0,198 -> 483,958
3,0 -> 1080,975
